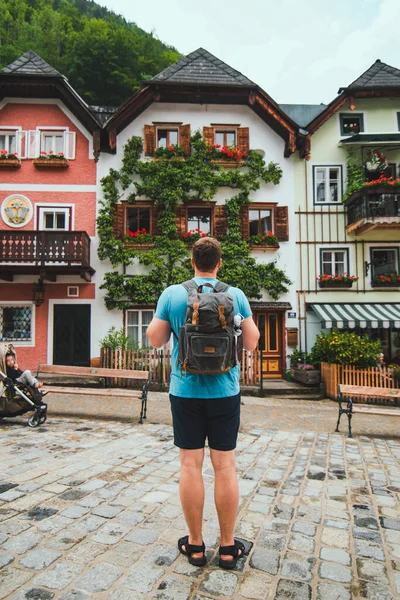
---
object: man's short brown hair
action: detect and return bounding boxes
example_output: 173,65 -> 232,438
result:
192,237 -> 222,272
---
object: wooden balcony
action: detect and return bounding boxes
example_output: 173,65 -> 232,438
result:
0,231 -> 95,282
344,187 -> 400,234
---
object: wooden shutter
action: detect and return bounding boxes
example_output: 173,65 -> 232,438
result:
213,205 -> 227,239
144,125 -> 156,156
239,205 -> 249,239
112,203 -> 125,239
203,126 -> 214,147
27,130 -> 40,158
274,206 -> 289,242
16,131 -> 27,158
179,124 -> 191,156
64,131 -> 76,159
237,127 -> 250,153
175,204 -> 187,237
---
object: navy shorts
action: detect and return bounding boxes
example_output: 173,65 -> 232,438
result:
169,393 -> 241,451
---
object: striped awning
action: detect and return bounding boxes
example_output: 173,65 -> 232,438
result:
311,303 -> 400,329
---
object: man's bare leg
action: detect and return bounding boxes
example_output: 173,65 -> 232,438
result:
210,448 -> 241,561
179,448 -> 205,559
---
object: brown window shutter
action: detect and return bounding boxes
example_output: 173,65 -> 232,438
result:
144,125 -> 156,156
239,205 -> 249,239
112,203 -> 125,239
203,126 -> 214,147
275,206 -> 289,241
237,127 -> 250,153
213,205 -> 227,239
179,124 -> 191,156
175,205 -> 187,237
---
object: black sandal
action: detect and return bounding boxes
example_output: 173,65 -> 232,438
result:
178,535 -> 206,567
219,538 -> 245,570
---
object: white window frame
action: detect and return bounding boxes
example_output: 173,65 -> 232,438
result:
38,206 -> 71,231
27,127 -> 76,159
321,249 -> 348,277
35,203 -> 74,231
125,309 -> 154,348
314,166 -> 342,204
0,302 -> 35,347
0,126 -> 26,158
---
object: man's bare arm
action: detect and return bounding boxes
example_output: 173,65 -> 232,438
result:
241,316 -> 260,351
146,317 -> 171,349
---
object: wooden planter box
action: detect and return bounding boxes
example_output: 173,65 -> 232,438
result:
211,160 -> 244,168
318,280 -> 353,289
250,243 -> 280,251
124,243 -> 154,250
33,158 -> 69,168
371,281 -> 400,288
292,368 -> 321,385
0,158 -> 21,168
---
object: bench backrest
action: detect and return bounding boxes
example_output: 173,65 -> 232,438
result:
339,384 -> 399,398
38,364 -> 149,380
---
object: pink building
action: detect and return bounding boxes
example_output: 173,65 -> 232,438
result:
0,51 -> 101,370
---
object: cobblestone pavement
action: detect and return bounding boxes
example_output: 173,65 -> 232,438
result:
0,398 -> 399,599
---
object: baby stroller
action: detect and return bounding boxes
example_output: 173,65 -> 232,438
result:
0,343 -> 48,427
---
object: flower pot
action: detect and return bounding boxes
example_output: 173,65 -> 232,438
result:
318,280 -> 353,289
0,158 -> 21,168
33,158 -> 69,168
292,368 -> 321,385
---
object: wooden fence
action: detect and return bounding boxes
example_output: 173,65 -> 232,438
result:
101,346 -> 261,388
321,362 -> 397,400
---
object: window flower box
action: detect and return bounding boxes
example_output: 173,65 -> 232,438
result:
371,273 -> 400,287
33,158 -> 69,168
0,158 -> 21,168
249,242 -> 280,251
318,280 -> 353,289
211,160 -> 244,168
316,274 -> 358,288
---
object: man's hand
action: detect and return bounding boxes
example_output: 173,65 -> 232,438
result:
146,317 -> 171,348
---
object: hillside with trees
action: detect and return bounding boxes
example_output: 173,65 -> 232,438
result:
0,0 -> 181,107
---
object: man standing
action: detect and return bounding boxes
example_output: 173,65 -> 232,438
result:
146,237 -> 259,569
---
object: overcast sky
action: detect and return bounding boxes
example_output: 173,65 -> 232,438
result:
98,0 -> 400,105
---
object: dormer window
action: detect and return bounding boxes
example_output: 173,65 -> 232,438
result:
340,113 -> 364,136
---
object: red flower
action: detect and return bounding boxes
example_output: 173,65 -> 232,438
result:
48,150 -> 54,155
167,145 -> 173,151
267,231 -> 273,237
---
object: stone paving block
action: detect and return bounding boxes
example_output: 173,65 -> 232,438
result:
91,505 -> 122,519
319,561 -> 352,583
321,527 -> 349,549
9,588 -> 55,600
78,479 -> 108,492
320,547 -> 351,566
75,563 -> 123,593
0,567 -> 33,600
292,521 -> 316,537
4,530 -> 42,554
274,578 -> 311,600
22,507 -> 59,522
108,590 -> 144,600
125,528 -> 158,545
0,519 -> 31,537
101,542 -> 142,568
288,533 -> 315,554
317,582 -> 350,600
151,575 -> 194,599
250,548 -> 280,575
33,561 -> 83,590
91,522 -> 130,545
200,570 -> 238,596
357,558 -> 389,584
359,581 -> 394,600
0,551 -> 14,568
0,490 -> 25,502
60,505 -> 89,519
379,517 -> 400,531
123,563 -> 164,594
20,549 -> 61,570
35,516 -> 72,534
281,552 -> 315,581
258,532 -> 286,551
355,539 -> 385,561
58,590 -> 92,600
353,527 -> 382,543
141,544 -> 179,567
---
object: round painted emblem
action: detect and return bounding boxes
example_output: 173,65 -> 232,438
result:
1,194 -> 33,227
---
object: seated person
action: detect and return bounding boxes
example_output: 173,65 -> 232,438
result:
5,353 -> 46,400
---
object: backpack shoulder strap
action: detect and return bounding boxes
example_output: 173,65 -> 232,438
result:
182,279 -> 198,292
214,281 -> 230,293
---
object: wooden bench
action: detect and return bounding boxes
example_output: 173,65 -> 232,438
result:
336,384 -> 400,437
36,364 -> 150,424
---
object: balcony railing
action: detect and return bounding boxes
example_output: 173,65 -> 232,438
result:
344,187 -> 400,234
0,231 -> 95,281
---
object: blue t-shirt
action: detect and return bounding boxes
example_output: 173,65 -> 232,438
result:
155,277 -> 252,399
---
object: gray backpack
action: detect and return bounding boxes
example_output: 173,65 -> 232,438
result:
177,280 -> 243,375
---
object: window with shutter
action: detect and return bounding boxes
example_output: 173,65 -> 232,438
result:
179,124 -> 191,156
274,206 -> 289,242
126,205 -> 151,235
0,129 -> 18,154
203,127 -> 215,147
27,129 -> 76,159
144,125 -> 156,156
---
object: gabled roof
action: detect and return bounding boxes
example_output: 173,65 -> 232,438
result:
1,50 -> 62,78
279,104 -> 327,128
339,59 -> 400,92
149,47 -> 256,87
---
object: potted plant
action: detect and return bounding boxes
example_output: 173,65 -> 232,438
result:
184,229 -> 209,243
292,363 -> 321,385
154,144 -> 186,160
208,144 -> 246,166
365,150 -> 388,174
33,150 -> 69,167
316,273 -> 359,288
372,272 -> 400,287
0,150 -> 20,167
249,230 -> 279,249
125,228 -> 154,245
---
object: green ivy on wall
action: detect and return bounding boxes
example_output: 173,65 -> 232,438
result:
97,132 -> 292,309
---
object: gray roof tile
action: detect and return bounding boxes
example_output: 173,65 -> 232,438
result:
341,59 -> 400,90
1,50 -> 62,77
150,48 -> 256,87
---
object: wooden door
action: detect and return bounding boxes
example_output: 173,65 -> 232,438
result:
257,311 -> 283,378
53,304 -> 91,366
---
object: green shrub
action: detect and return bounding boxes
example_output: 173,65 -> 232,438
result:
99,326 -> 131,350
310,329 -> 381,368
